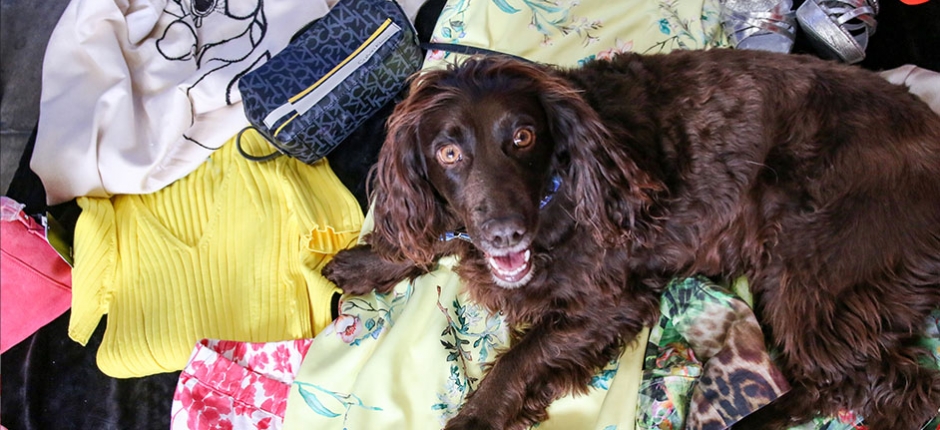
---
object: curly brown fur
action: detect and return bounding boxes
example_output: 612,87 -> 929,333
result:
324,49 -> 940,429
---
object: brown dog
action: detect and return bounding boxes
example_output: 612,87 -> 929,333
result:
323,50 -> 940,429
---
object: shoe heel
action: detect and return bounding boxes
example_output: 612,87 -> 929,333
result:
796,0 -> 877,64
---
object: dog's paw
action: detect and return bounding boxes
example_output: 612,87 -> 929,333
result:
323,245 -> 417,295
322,247 -> 386,295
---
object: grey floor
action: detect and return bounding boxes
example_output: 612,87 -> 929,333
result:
0,0 -> 70,195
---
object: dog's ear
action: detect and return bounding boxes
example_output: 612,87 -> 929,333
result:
537,74 -> 662,246
368,74 -> 454,266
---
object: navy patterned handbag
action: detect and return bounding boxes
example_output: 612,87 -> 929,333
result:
237,0 -> 421,164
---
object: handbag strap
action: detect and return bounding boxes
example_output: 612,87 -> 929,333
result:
236,127 -> 283,162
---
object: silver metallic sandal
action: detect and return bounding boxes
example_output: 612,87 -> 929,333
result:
721,0 -> 798,53
796,0 -> 879,64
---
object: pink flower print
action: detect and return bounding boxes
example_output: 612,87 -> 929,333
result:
596,39 -> 634,61
175,378 -> 196,408
259,375 -> 285,398
293,338 -> 313,357
272,344 -> 293,374
428,49 -> 445,61
190,358 -> 213,382
261,396 -> 288,418
197,384 -> 232,413
213,340 -> 249,363
205,361 -> 245,395
256,417 -> 274,430
258,377 -> 289,416
232,383 -> 257,416
334,314 -> 363,343
186,384 -> 234,430
213,340 -> 236,353
249,350 -> 270,372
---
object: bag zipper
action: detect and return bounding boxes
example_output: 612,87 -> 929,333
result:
263,18 -> 402,134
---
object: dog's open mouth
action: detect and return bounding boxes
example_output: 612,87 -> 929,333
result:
485,248 -> 534,289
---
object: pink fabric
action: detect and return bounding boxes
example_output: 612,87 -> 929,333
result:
171,338 -> 313,430
0,196 -> 72,353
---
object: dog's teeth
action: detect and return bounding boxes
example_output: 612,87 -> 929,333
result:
486,249 -> 534,286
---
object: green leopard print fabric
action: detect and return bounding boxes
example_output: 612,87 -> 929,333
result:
638,277 -> 790,429
637,277 -> 940,430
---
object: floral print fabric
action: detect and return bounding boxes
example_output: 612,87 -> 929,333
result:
283,255 -> 647,429
639,280 -> 940,430
281,265 -> 790,429
638,277 -> 790,429
171,338 -> 312,430
422,0 -> 727,70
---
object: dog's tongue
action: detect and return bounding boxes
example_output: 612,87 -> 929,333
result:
486,249 -> 532,283
491,252 -> 526,271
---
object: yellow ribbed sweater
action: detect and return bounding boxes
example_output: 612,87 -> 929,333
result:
70,129 -> 363,378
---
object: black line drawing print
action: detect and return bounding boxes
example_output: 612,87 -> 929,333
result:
156,0 -> 270,145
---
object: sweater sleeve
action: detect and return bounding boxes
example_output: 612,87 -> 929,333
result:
287,157 -> 364,334
70,196 -> 118,345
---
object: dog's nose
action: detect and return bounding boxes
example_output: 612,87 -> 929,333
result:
480,216 -> 527,248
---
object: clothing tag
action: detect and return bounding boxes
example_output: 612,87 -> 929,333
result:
42,212 -> 74,267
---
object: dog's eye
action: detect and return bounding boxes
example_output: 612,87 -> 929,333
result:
512,127 -> 535,148
437,144 -> 463,165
